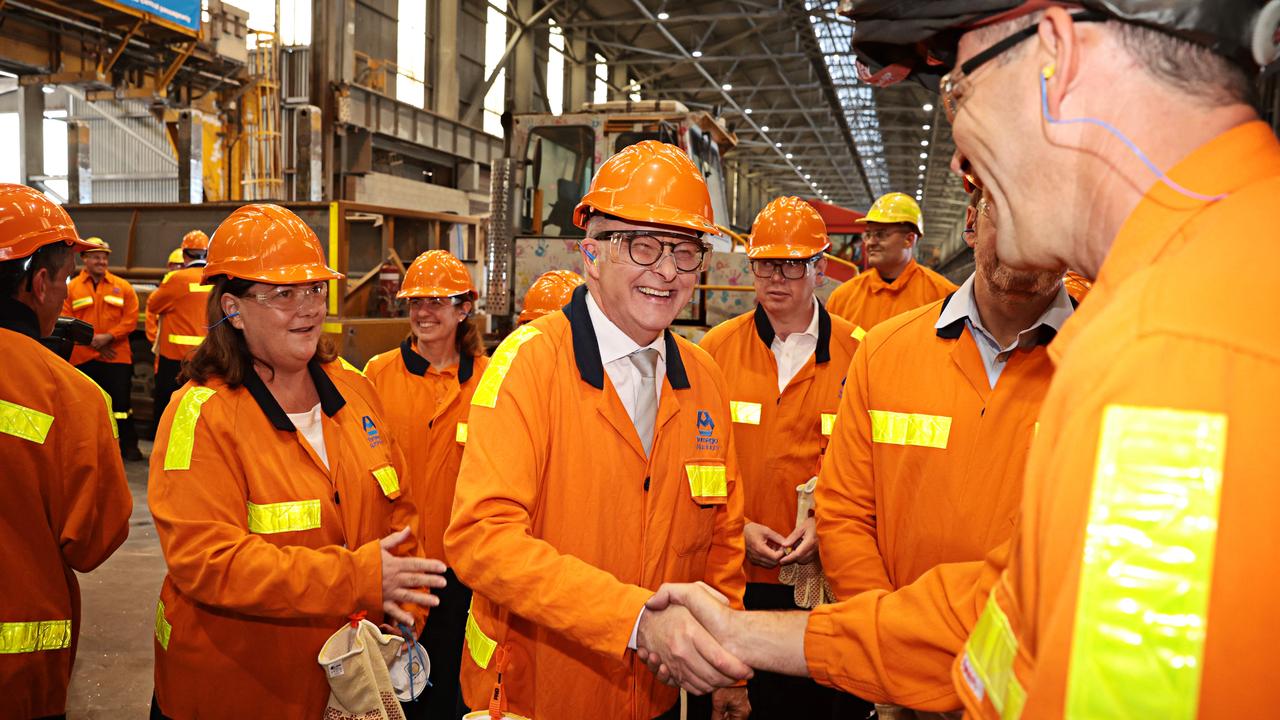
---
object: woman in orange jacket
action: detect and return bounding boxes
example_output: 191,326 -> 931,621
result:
363,249 -> 489,720
147,204 -> 447,718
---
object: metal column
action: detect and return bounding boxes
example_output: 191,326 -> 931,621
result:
176,109 -> 203,203
511,0 -> 537,114
18,84 -> 44,187
565,31 -> 588,112
295,105 -> 324,201
433,0 -> 460,119
67,121 -> 92,204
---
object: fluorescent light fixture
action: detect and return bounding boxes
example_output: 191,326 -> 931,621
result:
657,11 -> 670,20
922,124 -> 931,131
785,153 -> 793,159
721,83 -> 733,91
692,49 -> 703,58
919,164 -> 927,171
744,108 -> 752,115
760,124 -> 769,132
919,152 -> 928,159
921,140 -> 929,147
922,103 -> 934,112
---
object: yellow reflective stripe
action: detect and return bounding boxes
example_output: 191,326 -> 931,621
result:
1066,405 -> 1227,720
339,356 -> 365,377
0,620 -> 72,654
163,387 -> 216,471
327,201 -> 340,315
456,422 -> 468,444
372,465 -> 400,498
103,294 -> 125,307
0,399 -> 54,444
71,296 -> 93,309
685,464 -> 728,500
852,325 -> 866,341
465,608 -> 497,669
168,334 -> 203,346
154,600 -> 172,650
188,283 -> 212,293
868,410 -> 952,449
729,400 -> 761,425
472,325 -> 542,409
112,411 -> 130,420
821,413 -> 837,437
962,593 -> 1025,719
246,499 -> 322,534
322,321 -> 343,334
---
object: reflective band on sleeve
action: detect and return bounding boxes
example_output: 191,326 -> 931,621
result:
154,600 -> 172,650
963,593 -> 1025,719
472,325 -> 542,409
852,325 -> 866,341
868,410 -> 951,449
0,399 -> 54,444
103,295 -> 125,307
246,499 -> 322,534
821,413 -> 837,436
0,619 -> 72,654
168,334 -> 203,346
372,465 -> 400,499
188,283 -> 212,293
112,411 -> 130,420
163,387 -> 216,471
339,357 -> 365,377
729,401 -> 761,425
456,422 -> 468,444
465,608 -> 497,669
71,296 -> 93,310
685,463 -> 728,504
1066,405 -> 1227,720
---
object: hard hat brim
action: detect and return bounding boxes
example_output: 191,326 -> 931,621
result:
746,244 -> 830,260
573,199 -> 718,236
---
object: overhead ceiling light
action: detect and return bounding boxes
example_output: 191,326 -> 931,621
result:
785,152 -> 793,159
760,124 -> 769,132
657,11 -> 670,20
722,83 -> 733,91
922,124 -> 932,131
42,85 -> 54,94
692,49 -> 703,58
805,174 -> 812,179
921,140 -> 929,147
919,164 -> 927,171
775,142 -> 782,148
919,152 -> 928,159
918,173 -> 925,180
796,165 -> 802,170
923,103 -> 934,112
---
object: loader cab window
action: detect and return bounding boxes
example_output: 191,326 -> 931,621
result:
521,126 -> 594,237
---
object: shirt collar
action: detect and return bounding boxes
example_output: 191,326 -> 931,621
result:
0,296 -> 41,340
565,284 -> 690,390
398,337 -> 475,382
242,356 -> 347,432
935,272 -> 1075,346
753,298 -> 832,364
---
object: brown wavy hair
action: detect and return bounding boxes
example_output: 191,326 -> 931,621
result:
182,276 -> 337,387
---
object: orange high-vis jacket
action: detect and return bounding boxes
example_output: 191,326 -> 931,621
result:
148,359 -> 424,718
62,269 -> 138,366
144,266 -> 211,361
700,302 -> 859,585
817,295 -> 1057,600
364,340 -> 490,563
445,286 -> 747,720
825,259 -> 956,337
0,306 -> 132,720
955,122 -> 1280,719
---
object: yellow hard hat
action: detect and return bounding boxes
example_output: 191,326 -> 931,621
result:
863,192 -> 923,236
81,237 -> 111,255
168,248 -> 185,265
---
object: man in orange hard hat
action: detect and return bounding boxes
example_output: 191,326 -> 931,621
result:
446,140 -> 751,719
145,229 -> 212,434
62,236 -> 144,461
825,192 -> 956,336
517,269 -> 584,325
0,183 -> 133,718
699,196 -> 862,718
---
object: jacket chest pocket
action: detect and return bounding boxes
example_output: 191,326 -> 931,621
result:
674,459 -> 728,556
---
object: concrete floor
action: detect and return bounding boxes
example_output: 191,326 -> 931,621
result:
66,441 -> 165,718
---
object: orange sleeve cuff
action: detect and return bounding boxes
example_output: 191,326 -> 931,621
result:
353,540 -> 384,615
803,604 -> 839,689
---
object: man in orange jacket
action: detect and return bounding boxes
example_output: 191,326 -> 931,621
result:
640,2 -> 1280,718
825,193 -> 956,335
699,196 -> 861,718
62,237 -> 143,460
145,229 -> 211,434
0,184 -> 133,719
445,140 -> 751,720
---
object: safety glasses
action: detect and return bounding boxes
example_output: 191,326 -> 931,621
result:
250,282 -> 328,312
750,256 -> 821,280
600,230 -> 710,274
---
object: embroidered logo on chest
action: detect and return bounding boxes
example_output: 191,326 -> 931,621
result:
695,409 -> 720,452
362,415 -> 383,449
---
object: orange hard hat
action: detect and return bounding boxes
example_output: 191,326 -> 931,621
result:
182,229 -> 210,251
203,204 -> 342,284
398,249 -> 476,300
747,196 -> 830,259
0,183 -> 95,262
572,140 -> 717,235
519,270 -> 584,324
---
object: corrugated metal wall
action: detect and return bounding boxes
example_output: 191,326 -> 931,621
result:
67,93 -> 179,203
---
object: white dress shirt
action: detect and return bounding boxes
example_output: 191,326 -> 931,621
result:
285,403 -> 328,470
769,298 -> 821,392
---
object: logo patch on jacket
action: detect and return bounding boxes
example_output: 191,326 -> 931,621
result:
362,415 -> 382,448
695,410 -> 719,452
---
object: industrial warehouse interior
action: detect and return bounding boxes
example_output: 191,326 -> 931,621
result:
3,1 -> 1280,718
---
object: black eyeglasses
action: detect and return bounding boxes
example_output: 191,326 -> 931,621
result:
750,256 -> 820,280
598,231 -> 710,274
940,10 -> 1105,123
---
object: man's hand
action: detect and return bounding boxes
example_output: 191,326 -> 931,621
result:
779,516 -> 818,566
635,594 -> 751,695
380,526 -> 447,627
712,686 -> 751,720
640,583 -> 743,687
743,522 -> 787,569
90,332 -> 113,350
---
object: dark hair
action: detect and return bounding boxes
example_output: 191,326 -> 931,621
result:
0,242 -> 74,299
182,276 -> 337,387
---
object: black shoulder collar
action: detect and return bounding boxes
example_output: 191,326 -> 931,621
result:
934,292 -> 965,340
566,284 -> 690,390
399,338 -> 430,376
242,356 -> 347,432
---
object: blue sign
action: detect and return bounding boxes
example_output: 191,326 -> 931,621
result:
115,0 -> 201,32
